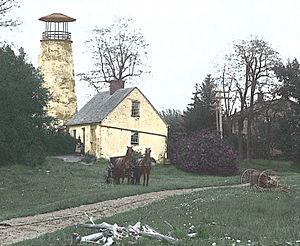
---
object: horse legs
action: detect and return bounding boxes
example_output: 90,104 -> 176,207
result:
127,168 -> 132,185
135,167 -> 141,185
143,173 -> 146,186
146,172 -> 149,186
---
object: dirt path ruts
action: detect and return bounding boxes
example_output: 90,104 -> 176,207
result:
0,184 -> 246,245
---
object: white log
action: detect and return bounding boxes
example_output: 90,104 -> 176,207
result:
140,231 -> 178,244
112,223 -> 124,240
81,232 -> 104,242
103,237 -> 115,246
128,221 -> 141,236
79,222 -> 125,232
140,224 -> 178,244
84,212 -> 95,225
74,221 -> 178,245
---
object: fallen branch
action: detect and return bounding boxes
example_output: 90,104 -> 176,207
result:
140,224 -> 178,244
73,221 -> 179,245
79,222 -> 125,232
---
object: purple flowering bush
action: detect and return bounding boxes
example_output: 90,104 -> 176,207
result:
170,131 -> 238,176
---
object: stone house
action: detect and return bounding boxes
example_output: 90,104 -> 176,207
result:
230,96 -> 295,158
66,81 -> 168,163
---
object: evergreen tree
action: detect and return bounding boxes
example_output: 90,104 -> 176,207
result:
183,74 -> 216,132
274,58 -> 300,163
0,45 -> 51,165
160,109 -> 185,160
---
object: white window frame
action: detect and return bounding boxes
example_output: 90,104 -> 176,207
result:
131,101 -> 140,117
131,131 -> 139,145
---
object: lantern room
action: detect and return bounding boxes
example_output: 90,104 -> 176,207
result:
39,13 -> 76,40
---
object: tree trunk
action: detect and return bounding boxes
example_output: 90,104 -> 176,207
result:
246,110 -> 254,162
237,116 -> 244,160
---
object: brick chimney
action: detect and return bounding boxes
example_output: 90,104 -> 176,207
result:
109,80 -> 124,95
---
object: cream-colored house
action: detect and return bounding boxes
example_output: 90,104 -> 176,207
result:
66,81 -> 168,163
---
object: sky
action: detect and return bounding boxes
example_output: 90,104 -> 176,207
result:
2,0 -> 300,112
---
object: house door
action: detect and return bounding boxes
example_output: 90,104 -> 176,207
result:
90,126 -> 96,155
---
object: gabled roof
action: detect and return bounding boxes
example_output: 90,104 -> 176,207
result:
66,87 -> 135,126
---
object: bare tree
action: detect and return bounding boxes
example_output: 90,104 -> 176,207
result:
215,64 -> 239,143
79,17 -> 150,92
226,37 -> 280,160
0,0 -> 20,28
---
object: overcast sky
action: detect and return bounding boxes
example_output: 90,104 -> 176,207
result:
2,0 -> 300,112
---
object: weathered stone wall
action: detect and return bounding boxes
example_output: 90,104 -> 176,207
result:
38,40 -> 77,123
101,88 -> 168,162
68,88 -> 168,163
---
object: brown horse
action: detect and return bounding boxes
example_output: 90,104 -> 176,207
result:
111,146 -> 133,185
135,148 -> 151,186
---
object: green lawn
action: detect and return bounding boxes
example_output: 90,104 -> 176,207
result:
0,157 -> 238,221
2,158 -> 300,245
13,172 -> 300,246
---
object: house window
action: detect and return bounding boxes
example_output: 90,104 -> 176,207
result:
131,131 -> 139,145
131,101 -> 140,117
73,130 -> 76,138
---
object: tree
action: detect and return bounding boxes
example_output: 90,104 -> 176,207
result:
183,74 -> 216,132
225,37 -> 280,160
160,109 -> 185,160
275,58 -> 300,104
274,58 -> 300,163
0,45 -> 51,165
0,0 -> 20,28
79,17 -> 149,91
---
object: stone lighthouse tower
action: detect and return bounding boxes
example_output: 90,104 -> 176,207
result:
38,13 -> 77,124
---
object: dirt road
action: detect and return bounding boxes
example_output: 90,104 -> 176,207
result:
0,184 -> 245,245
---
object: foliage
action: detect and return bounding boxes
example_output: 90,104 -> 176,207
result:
132,149 -> 143,164
273,59 -> 300,163
248,99 -> 285,160
239,159 -> 300,173
0,0 -> 20,28
160,109 -> 183,130
171,130 -> 238,176
78,17 -> 149,91
42,127 -> 76,155
160,109 -> 185,159
82,153 -> 97,163
275,58 -> 300,103
183,74 -> 216,133
0,45 -> 52,166
223,37 -> 280,159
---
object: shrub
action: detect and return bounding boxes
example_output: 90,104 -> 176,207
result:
24,142 -> 46,166
170,130 -> 238,176
132,149 -> 143,165
43,128 -> 76,155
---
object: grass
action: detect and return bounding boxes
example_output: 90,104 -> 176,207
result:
2,158 -> 300,245
12,172 -> 300,246
0,157 -> 238,221
239,159 -> 300,173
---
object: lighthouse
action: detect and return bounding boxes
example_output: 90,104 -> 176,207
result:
38,13 -> 77,124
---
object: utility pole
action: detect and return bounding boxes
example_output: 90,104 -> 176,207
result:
215,91 -> 230,139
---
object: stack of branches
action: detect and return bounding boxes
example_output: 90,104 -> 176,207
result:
72,216 -> 179,245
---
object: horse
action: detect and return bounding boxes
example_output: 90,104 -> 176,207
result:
111,146 -> 133,185
135,148 -> 152,186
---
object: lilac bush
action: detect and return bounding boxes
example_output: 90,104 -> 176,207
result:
170,131 -> 238,176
